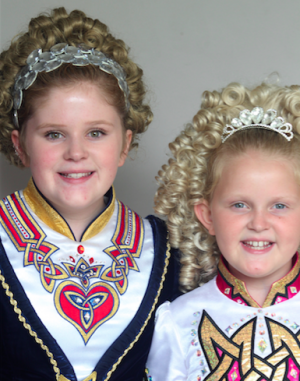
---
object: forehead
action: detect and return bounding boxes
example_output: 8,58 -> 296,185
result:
213,149 -> 300,197
33,81 -> 105,105
21,83 -> 123,138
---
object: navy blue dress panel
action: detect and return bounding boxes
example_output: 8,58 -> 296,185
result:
96,215 -> 181,381
0,236 -> 75,381
0,216 -> 181,381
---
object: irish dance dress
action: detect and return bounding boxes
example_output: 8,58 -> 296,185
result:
0,179 -> 180,381
146,255 -> 300,381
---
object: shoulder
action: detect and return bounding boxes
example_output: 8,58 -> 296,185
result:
145,214 -> 167,237
164,277 -> 218,322
146,214 -> 182,302
150,283 -> 220,361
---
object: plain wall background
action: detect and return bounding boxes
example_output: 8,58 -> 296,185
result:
1,0 -> 300,217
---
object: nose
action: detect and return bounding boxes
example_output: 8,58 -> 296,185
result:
247,209 -> 270,232
64,136 -> 88,162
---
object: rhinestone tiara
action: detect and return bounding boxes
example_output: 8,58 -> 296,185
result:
221,107 -> 293,143
12,42 -> 130,128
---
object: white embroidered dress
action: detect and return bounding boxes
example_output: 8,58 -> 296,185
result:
146,256 -> 300,381
0,179 -> 167,381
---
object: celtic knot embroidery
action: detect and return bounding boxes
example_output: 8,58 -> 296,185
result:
62,258 -> 103,288
56,281 -> 119,343
199,311 -> 300,380
0,194 -> 145,343
101,200 -> 144,295
0,194 -> 68,292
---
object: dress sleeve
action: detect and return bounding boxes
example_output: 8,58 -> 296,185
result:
145,301 -> 187,381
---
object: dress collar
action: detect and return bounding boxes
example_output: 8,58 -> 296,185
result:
23,178 -> 115,242
216,254 -> 300,308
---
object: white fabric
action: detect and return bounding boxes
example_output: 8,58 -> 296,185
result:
1,191 -> 154,381
146,277 -> 300,381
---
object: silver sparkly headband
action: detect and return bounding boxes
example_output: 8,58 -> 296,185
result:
12,43 -> 130,128
221,107 -> 293,143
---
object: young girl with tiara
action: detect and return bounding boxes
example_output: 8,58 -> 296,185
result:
146,82 -> 300,380
0,8 -> 180,381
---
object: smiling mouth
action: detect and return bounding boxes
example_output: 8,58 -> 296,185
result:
60,172 -> 93,179
243,241 -> 273,250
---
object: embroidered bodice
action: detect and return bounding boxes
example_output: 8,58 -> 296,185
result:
146,255 -> 300,381
0,180 -> 180,381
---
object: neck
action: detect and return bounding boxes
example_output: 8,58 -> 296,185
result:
23,179 -> 115,241
54,200 -> 106,241
240,279 -> 273,307
228,260 -> 293,307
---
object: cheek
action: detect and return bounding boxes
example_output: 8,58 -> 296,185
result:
212,212 -> 241,241
28,145 -> 58,170
101,145 -> 124,167
281,218 -> 300,242
211,210 -> 229,232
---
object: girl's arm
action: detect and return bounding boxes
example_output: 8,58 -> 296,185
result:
146,301 -> 187,380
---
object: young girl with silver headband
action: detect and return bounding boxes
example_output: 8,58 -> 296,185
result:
0,8 -> 180,381
146,82 -> 300,380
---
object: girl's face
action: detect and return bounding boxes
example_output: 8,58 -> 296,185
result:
195,149 -> 300,287
12,82 -> 132,221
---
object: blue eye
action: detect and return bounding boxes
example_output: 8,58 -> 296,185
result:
233,203 -> 246,208
274,203 -> 286,209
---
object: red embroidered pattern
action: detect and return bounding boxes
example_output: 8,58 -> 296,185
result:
0,194 -> 144,343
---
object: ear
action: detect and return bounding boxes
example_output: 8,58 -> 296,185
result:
194,200 -> 216,236
118,129 -> 132,167
11,130 -> 29,167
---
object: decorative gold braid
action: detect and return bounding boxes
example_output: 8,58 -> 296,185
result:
104,236 -> 172,381
0,269 -> 67,381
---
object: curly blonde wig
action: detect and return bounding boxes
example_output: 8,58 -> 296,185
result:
155,82 -> 300,292
0,7 -> 153,167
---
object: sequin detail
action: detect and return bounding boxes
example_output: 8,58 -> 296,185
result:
77,245 -> 84,254
258,339 -> 267,352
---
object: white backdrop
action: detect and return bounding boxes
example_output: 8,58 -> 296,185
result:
1,0 -> 300,217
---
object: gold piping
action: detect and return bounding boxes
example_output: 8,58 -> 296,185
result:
103,236 -> 171,381
0,269 -> 69,381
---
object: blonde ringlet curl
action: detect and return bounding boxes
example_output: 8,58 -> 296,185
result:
155,82 -> 300,292
0,7 -> 152,167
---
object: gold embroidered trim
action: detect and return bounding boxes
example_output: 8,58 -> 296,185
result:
264,254 -> 300,307
218,254 -> 300,308
24,178 -> 74,241
23,178 -> 115,241
82,190 -> 115,242
0,269 -> 69,381
103,236 -> 172,381
199,311 -> 300,379
218,259 -> 259,308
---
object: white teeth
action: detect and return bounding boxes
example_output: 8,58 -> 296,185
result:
61,172 -> 92,179
244,241 -> 271,250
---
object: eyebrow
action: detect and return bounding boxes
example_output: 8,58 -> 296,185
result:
36,120 -> 116,130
